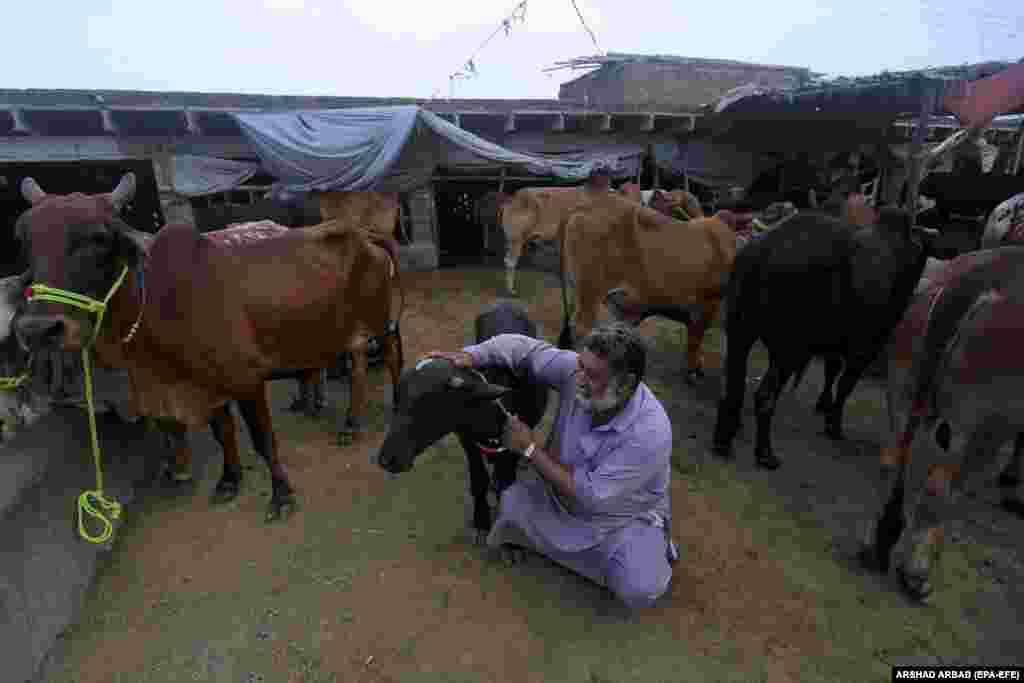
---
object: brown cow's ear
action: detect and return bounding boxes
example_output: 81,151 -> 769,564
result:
21,178 -> 47,205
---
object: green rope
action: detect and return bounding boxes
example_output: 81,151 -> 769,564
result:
26,265 -> 130,544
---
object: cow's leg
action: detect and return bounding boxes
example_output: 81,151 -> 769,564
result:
684,300 -> 719,385
998,433 -> 1023,488
236,390 -> 297,523
571,288 -> 602,349
210,403 -> 243,504
1001,433 -> 1024,517
860,433 -> 910,573
823,353 -> 875,441
456,432 -> 495,545
751,356 -> 797,470
712,330 -> 756,460
815,354 -> 843,414
288,373 -> 310,414
504,239 -> 526,295
289,369 -> 327,418
338,347 -> 370,445
161,421 -> 194,484
895,424 -> 994,602
382,324 -> 404,409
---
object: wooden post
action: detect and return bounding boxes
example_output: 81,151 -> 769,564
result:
647,143 -> 660,190
904,82 -> 939,227
1013,117 -> 1024,176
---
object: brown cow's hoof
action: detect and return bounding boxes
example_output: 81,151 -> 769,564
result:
337,430 -> 364,446
1001,497 -> 1024,518
162,463 -> 194,485
212,479 -> 241,505
265,494 -> 298,523
685,368 -> 705,386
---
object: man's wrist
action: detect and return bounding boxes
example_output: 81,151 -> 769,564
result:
522,443 -> 536,460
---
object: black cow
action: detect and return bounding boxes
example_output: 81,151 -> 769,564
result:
712,208 -> 936,470
375,301 -> 549,543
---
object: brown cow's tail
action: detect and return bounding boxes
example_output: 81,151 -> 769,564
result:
368,232 -> 406,405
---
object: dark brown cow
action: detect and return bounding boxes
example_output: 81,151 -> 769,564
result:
13,173 -> 404,522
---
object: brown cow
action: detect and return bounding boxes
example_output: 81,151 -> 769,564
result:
499,183 -> 704,294
557,192 -> 737,384
284,191 -> 402,416
618,183 -> 704,220
13,174 -> 404,522
317,190 -> 400,237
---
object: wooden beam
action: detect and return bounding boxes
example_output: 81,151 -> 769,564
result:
504,114 -> 516,133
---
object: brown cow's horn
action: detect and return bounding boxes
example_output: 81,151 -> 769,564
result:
110,172 -> 137,208
21,177 -> 47,205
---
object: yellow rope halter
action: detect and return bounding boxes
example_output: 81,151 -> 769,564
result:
25,265 -> 132,544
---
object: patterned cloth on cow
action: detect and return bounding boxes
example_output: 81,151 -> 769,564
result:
462,334 -> 674,609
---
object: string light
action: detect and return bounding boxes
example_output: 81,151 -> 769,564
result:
437,1 -> 529,99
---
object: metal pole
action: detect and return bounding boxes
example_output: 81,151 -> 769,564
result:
1012,117 -> 1024,176
904,83 -> 939,227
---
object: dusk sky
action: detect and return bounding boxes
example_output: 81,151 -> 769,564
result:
3,0 -> 1020,100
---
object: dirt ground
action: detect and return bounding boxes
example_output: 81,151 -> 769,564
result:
39,267 -> 1024,683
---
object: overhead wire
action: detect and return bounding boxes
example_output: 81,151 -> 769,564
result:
435,1 -> 529,99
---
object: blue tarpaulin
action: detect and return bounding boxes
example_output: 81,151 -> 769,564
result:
230,105 -> 629,194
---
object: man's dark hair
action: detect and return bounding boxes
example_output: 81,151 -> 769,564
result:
579,322 -> 647,391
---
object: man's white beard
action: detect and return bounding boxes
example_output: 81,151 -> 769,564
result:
576,380 -> 625,414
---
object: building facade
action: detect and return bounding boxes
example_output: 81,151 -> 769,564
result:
558,53 -> 816,111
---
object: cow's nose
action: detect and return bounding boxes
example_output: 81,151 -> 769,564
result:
15,315 -> 64,351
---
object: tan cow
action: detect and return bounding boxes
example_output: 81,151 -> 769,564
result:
318,191 -> 400,237
498,183 -> 704,294
498,186 -> 605,294
557,192 -> 737,384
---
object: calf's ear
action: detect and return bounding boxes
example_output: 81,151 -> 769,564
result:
470,381 -> 510,402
